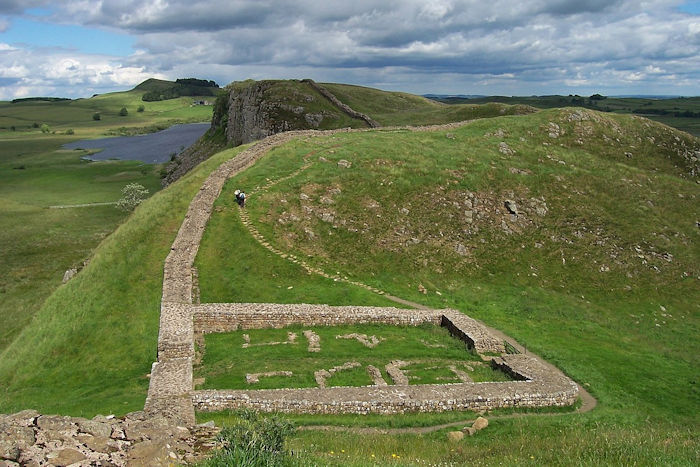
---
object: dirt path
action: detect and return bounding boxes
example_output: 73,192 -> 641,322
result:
48,201 -> 118,209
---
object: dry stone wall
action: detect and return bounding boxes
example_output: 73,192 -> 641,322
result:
0,409 -> 219,466
192,354 -> 578,415
190,303 -> 576,414
302,79 -> 380,128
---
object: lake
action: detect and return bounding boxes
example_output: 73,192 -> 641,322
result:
63,123 -> 210,164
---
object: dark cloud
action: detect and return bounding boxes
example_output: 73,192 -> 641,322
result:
0,0 -> 50,14
1,0 -> 698,98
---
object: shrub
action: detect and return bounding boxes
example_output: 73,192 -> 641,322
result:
203,410 -> 295,466
65,129 -> 74,135
40,124 -> 50,134
92,113 -> 101,121
119,107 -> 128,116
137,105 -> 145,112
115,183 -> 149,212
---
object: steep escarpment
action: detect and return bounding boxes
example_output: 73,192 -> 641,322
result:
217,79 -> 370,146
162,79 -> 371,186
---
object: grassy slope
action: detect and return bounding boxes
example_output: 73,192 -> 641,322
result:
0,87 -> 213,353
441,95 -> 700,137
195,108 -> 698,464
0,145 -> 245,416
322,82 -> 536,126
1,80 -> 697,462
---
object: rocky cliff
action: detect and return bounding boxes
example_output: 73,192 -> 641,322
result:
162,79 -> 372,186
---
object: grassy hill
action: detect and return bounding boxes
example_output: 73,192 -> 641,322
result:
434,94 -> 700,137
322,82 -> 536,126
199,108 -> 699,463
1,97 -> 697,463
0,80 -> 698,463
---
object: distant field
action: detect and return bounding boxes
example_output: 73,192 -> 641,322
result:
0,86 -> 213,354
433,94 -> 700,136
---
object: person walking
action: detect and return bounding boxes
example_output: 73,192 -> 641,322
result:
235,190 -> 246,208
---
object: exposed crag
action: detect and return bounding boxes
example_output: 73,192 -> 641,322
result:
217,79 -> 373,146
162,79 -> 372,186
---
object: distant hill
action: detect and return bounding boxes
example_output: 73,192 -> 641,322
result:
134,78 -> 222,102
430,94 -> 700,136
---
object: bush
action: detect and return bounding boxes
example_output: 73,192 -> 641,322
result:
119,107 -> 128,116
40,124 -> 50,134
137,105 -> 145,112
203,410 -> 295,466
92,113 -> 101,121
115,183 -> 149,212
65,129 -> 74,135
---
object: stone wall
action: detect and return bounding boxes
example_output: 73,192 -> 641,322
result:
191,303 -> 505,355
0,409 -> 218,466
192,354 -> 578,415
302,79 -> 380,128
193,303 -> 442,332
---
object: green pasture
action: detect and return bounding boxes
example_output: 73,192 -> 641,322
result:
0,91 -> 213,138
0,144 -> 244,416
0,85 -> 212,354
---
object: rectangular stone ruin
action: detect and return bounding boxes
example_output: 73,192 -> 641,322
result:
188,303 -> 577,414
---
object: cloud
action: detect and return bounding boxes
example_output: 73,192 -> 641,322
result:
0,43 -> 163,99
1,0 -> 699,98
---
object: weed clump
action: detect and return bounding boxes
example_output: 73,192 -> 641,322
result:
204,410 -> 295,466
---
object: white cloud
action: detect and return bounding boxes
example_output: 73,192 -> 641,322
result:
0,43 -> 164,99
0,0 -> 698,97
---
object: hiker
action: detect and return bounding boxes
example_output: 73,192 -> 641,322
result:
236,190 -> 246,208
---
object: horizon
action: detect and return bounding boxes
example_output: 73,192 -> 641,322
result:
1,1 -> 699,100
5,78 -> 700,102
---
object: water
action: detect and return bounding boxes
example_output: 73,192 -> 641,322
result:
62,123 -> 210,164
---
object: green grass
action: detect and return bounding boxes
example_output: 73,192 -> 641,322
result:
0,85 -> 212,354
0,89 -> 213,137
437,95 -> 700,137
0,145 -> 244,416
1,83 -> 698,464
194,108 -> 698,464
195,323 -> 504,390
322,82 -> 536,126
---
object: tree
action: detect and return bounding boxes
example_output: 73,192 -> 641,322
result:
137,104 -> 145,112
40,123 -> 50,134
116,183 -> 149,211
119,107 -> 128,116
92,113 -> 101,121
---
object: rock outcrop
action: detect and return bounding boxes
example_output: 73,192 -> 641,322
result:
0,410 -> 219,466
219,80 -> 373,147
163,79 -> 376,186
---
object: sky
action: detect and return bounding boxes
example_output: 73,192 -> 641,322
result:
0,0 -> 699,99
